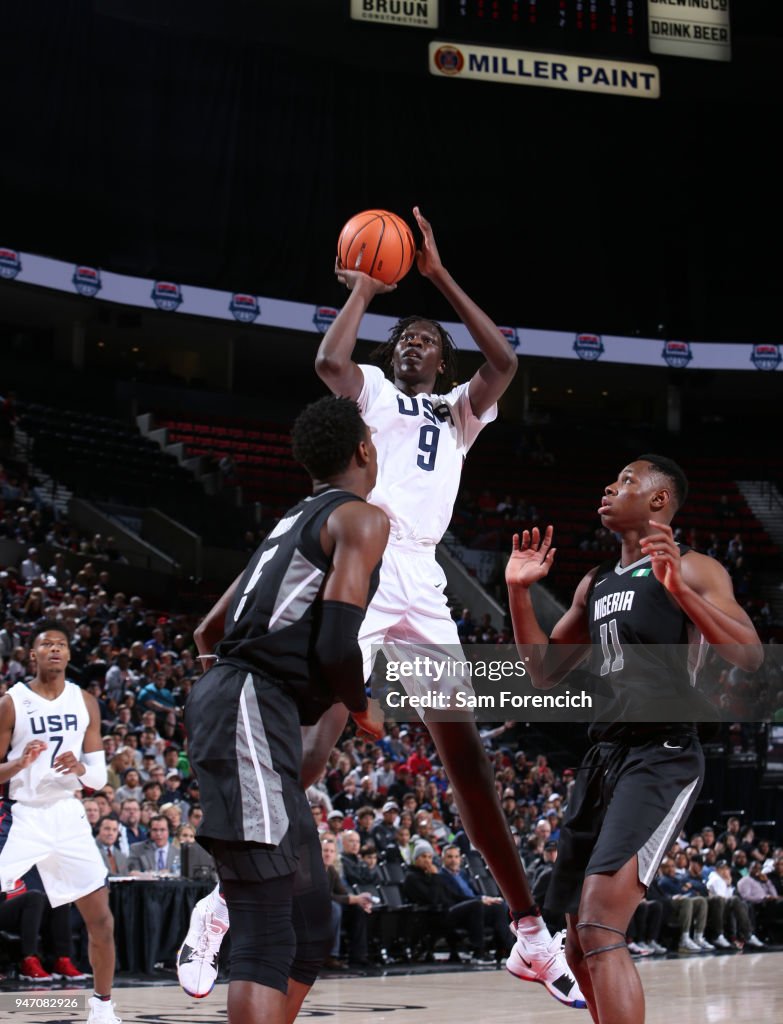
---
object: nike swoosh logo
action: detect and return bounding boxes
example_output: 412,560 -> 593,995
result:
663,741 -> 682,750
593,577 -> 609,588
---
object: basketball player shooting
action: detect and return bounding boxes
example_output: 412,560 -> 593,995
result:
302,205 -> 584,1006
505,456 -> 763,1024
0,623 -> 119,1024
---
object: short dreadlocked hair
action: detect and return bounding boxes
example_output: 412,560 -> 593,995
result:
371,315 -> 458,393
635,454 -> 689,513
291,396 -> 367,479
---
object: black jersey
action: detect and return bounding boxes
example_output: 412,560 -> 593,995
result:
585,546 -> 708,742
215,487 -> 380,724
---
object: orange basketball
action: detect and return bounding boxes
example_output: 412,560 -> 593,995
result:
337,209 -> 416,285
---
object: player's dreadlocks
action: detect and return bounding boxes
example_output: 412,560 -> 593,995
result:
371,315 -> 458,393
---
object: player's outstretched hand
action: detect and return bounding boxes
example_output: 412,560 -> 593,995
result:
640,521 -> 684,594
19,740 -> 47,768
351,698 -> 385,741
505,527 -> 557,589
334,258 -> 396,295
412,206 -> 444,279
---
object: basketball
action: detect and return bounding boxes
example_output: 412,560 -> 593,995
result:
336,209 -> 416,285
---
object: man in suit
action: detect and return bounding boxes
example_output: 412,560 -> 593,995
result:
95,817 -> 129,876
128,816 -> 176,873
439,844 -> 511,959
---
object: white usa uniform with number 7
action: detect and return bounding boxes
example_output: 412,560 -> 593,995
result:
0,680 -> 107,906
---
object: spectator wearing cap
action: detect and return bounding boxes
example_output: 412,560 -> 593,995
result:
501,788 -> 518,822
326,809 -> 346,850
161,770 -> 190,815
332,776 -> 361,819
20,546 -> 43,584
371,801 -> 399,852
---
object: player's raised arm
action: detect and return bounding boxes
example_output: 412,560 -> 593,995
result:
412,206 -> 517,416
315,263 -> 396,400
640,522 -> 763,671
505,527 -> 592,688
315,500 -> 389,732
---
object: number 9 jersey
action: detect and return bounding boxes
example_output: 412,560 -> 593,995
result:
5,681 -> 90,804
357,364 -> 496,547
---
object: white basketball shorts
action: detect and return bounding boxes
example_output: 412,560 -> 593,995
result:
359,542 -> 473,710
0,797 -> 107,907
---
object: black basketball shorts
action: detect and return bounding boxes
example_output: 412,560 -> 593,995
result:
546,732 -> 704,916
185,662 -> 305,878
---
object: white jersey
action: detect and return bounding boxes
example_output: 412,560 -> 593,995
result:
357,364 -> 496,546
6,680 -> 90,805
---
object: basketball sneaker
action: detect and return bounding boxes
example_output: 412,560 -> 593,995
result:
176,894 -> 229,998
51,957 -> 90,981
86,995 -> 121,1023
19,956 -> 53,982
506,925 -> 587,1009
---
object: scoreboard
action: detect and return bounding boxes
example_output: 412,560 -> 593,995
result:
351,1 -> 732,65
444,1 -> 649,59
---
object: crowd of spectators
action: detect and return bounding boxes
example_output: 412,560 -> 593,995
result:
1,485 -> 782,977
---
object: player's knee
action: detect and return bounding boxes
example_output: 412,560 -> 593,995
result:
90,908 -> 115,944
575,922 -> 628,964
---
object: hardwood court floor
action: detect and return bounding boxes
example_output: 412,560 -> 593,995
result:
2,952 -> 780,1023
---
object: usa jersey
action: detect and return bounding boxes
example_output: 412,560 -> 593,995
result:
215,487 -> 380,723
357,364 -> 496,545
6,681 -> 90,805
586,547 -> 709,741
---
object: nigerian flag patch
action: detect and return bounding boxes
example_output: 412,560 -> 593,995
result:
632,568 -> 652,577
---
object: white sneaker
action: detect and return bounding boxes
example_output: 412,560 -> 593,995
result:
649,940 -> 668,955
506,925 -> 587,1009
747,934 -> 765,948
627,942 -> 651,956
635,942 -> 654,954
176,895 -> 229,998
694,935 -> 715,951
86,996 -> 121,1023
678,935 -> 701,954
713,934 -> 732,949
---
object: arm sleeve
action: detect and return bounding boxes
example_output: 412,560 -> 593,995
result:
80,749 -> 108,790
313,600 -> 368,713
